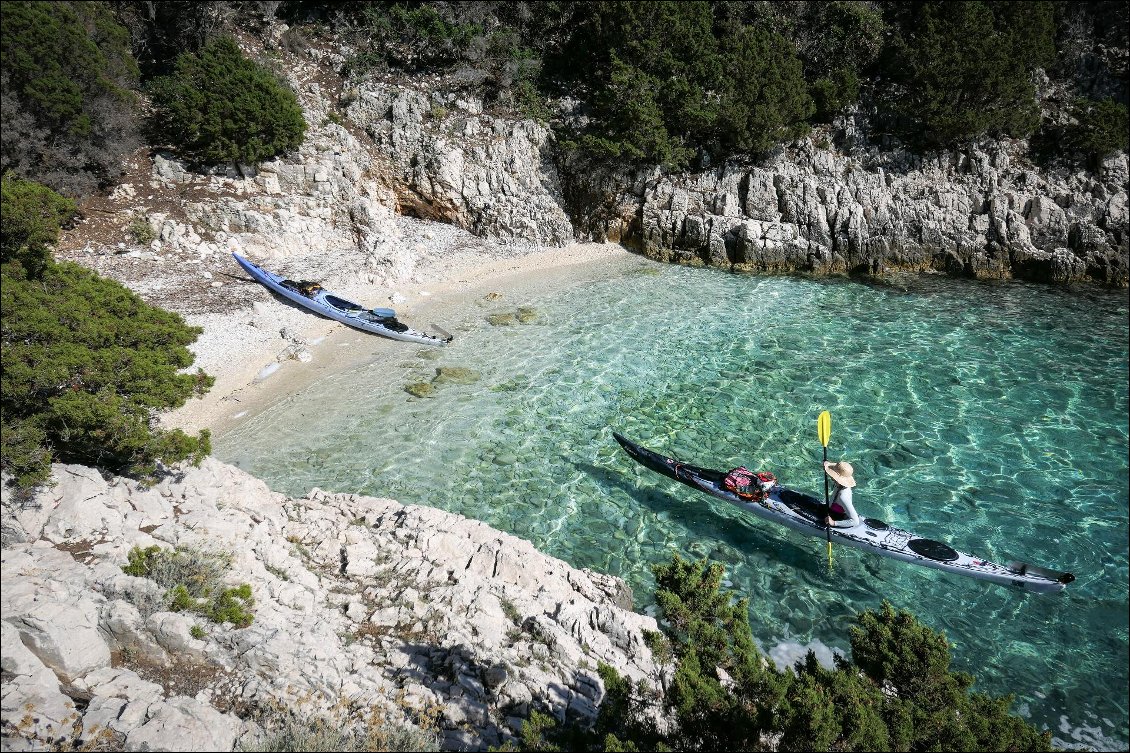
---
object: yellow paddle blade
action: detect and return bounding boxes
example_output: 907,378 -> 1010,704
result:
818,410 -> 831,448
827,540 -> 834,571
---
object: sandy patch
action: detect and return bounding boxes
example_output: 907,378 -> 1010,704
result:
161,242 -> 639,436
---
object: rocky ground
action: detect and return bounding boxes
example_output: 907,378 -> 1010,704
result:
1,459 -> 664,751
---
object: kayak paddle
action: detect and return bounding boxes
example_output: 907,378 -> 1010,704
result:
818,410 -> 832,570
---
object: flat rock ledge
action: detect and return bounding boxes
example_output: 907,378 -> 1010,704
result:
1,460 -> 663,751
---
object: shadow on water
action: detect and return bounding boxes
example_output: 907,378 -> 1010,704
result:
572,459 -> 825,579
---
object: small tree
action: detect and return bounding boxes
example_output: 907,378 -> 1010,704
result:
148,35 -> 306,167
882,0 -> 1056,148
0,0 -> 140,197
714,24 -> 814,157
1066,97 -> 1130,165
576,556 -> 1054,752
1,260 -> 213,488
0,174 -> 77,278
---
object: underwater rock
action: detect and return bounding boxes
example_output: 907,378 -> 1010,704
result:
491,375 -> 530,393
434,366 -> 481,385
489,308 -> 539,325
406,381 -> 437,397
487,312 -> 518,326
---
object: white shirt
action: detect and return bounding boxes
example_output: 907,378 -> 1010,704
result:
828,485 -> 860,528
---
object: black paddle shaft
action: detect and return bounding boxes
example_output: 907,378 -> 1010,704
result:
823,446 -> 831,538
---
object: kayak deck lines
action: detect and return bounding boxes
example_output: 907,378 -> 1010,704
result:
612,432 -> 1074,594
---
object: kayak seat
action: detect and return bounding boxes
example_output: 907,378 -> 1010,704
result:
778,488 -> 837,520
324,294 -> 364,312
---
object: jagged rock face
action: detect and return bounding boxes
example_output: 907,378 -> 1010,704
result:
571,140 -> 1128,286
135,29 -> 1127,288
1,461 -> 663,752
345,83 -> 575,246
145,73 -> 418,287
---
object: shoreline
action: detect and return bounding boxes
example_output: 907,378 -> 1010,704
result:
162,241 -> 640,437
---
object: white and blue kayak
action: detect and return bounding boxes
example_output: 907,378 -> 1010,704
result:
233,253 -> 451,346
613,432 -> 1075,594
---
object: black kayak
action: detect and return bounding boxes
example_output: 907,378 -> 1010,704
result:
613,432 -> 1074,593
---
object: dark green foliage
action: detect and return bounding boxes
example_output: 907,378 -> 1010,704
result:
560,555 -> 1053,752
555,1 -> 810,167
653,556 -> 790,749
347,1 -> 488,70
1066,97 -> 1130,162
1,260 -> 213,488
0,1 -> 141,197
148,36 -> 306,166
341,1 -> 562,118
317,1 -> 1126,165
882,1 -> 1057,147
769,1 -> 887,122
0,175 -> 77,278
714,25 -> 815,157
112,1 -> 220,77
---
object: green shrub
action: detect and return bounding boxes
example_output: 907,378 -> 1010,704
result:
714,24 -> 814,156
210,583 -> 254,627
0,1 -> 140,197
127,216 -> 156,246
797,1 -> 886,121
340,0 -> 553,117
0,174 -> 77,278
148,36 -> 306,166
168,583 -> 200,613
1,262 -> 212,488
553,2 -> 811,167
524,555 -> 1053,752
122,545 -> 165,577
121,545 -> 254,627
1066,97 -> 1130,162
881,1 -> 1056,147
811,68 -> 861,123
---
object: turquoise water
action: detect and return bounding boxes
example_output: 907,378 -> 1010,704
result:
217,262 -> 1130,750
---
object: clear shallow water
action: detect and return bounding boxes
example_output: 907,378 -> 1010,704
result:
218,263 -> 1129,750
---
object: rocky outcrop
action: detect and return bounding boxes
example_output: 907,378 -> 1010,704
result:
119,51 -> 574,293
97,30 -> 1128,289
565,139 -> 1129,286
1,460 -> 663,751
146,82 -> 414,287
344,82 -> 574,246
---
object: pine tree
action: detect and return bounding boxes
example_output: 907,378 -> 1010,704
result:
148,36 -> 306,167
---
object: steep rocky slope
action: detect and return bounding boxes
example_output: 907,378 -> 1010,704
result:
1,460 -> 662,751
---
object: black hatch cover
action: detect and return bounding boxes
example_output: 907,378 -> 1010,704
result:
907,538 -> 960,562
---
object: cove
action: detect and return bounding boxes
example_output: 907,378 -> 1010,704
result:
216,261 -> 1129,750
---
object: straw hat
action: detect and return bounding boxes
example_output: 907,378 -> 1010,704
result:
824,461 -> 856,488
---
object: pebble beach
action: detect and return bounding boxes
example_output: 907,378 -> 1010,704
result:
160,237 -> 634,436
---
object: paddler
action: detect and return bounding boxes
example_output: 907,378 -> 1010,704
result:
823,461 -> 861,528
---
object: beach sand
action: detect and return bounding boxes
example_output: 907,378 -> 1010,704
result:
162,241 -> 642,436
